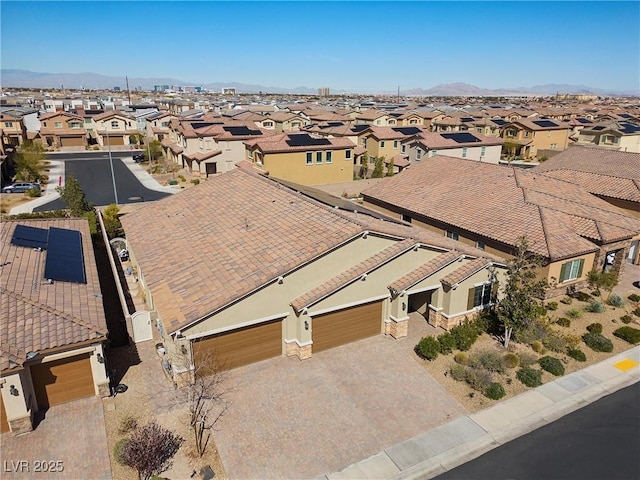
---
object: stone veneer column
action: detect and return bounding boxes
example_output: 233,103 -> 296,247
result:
386,297 -> 409,339
285,340 -> 312,360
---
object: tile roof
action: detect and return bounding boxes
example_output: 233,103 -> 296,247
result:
411,131 -> 503,149
365,126 -> 418,141
388,250 -> 462,295
245,133 -> 355,154
356,109 -> 387,120
441,257 -> 492,287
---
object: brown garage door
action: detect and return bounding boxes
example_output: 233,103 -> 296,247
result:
60,136 -> 85,147
30,354 -> 94,410
104,136 -> 125,146
312,300 -> 383,353
0,395 -> 9,433
193,320 -> 282,371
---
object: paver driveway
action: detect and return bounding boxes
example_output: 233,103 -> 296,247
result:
0,396 -> 111,479
214,316 -> 465,479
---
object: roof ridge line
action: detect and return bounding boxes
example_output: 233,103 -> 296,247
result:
537,205 -> 555,257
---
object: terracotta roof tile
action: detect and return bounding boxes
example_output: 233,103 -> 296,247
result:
388,250 -> 462,294
441,257 -> 491,287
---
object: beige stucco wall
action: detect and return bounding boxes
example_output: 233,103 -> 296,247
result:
619,135 -> 640,153
261,148 -> 354,185
544,252 -> 596,287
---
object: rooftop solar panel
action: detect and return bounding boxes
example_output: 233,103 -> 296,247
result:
532,120 -> 558,128
191,122 -> 219,129
619,114 -> 634,119
351,125 -> 370,133
492,119 -> 507,126
591,126 -> 606,131
392,127 -> 422,135
44,227 -> 86,284
460,117 -> 475,122
576,118 -> 592,124
222,126 -> 262,136
441,132 -> 481,143
10,224 -> 49,250
620,123 -> 640,133
327,122 -> 344,127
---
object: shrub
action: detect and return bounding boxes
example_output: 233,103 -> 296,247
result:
620,315 -> 633,324
26,188 -> 41,197
190,178 -> 200,185
608,294 -> 624,308
453,352 -> 469,365
437,332 -> 457,355
450,323 -> 479,351
168,179 -> 178,185
484,382 -> 506,400
582,332 -> 614,352
517,366 -> 543,387
518,351 -> 539,367
628,294 -> 640,302
539,356 -> 565,376
465,368 -> 494,392
177,174 -> 186,182
573,291 -> 592,302
514,319 -> 548,344
118,415 -> 138,435
546,301 -> 559,311
474,309 -> 501,335
586,322 -> 603,334
555,317 -> 571,328
531,340 -> 543,353
542,332 -> 568,353
613,326 -> 640,344
449,363 -> 468,381
560,297 -> 573,305
585,300 -> 605,313
468,350 -> 507,374
566,308 -> 582,319
633,307 -> 640,317
567,347 -> 587,362
114,438 -> 128,466
503,352 -> 520,369
417,336 -> 440,360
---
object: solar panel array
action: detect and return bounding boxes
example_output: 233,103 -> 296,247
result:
44,227 -> 86,284
191,122 -> 219,130
460,117 -> 475,123
392,127 -> 422,136
10,224 -> 49,250
620,123 -> 640,134
532,120 -> 558,128
492,119 -> 507,126
285,133 -> 331,147
576,118 -> 593,124
591,126 -> 606,131
223,125 -> 262,136
441,132 -> 481,144
351,125 -> 370,133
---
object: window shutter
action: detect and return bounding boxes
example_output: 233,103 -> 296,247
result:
559,262 -> 568,282
467,288 -> 476,310
577,259 -> 584,278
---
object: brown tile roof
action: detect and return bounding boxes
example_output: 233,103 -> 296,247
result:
245,133 -> 355,154
388,250 -> 462,295
183,150 -> 222,162
356,109 -> 387,121
411,131 -> 503,149
364,126 -> 419,141
441,257 -> 492,288
92,110 -> 135,121
509,119 -> 569,131
390,154 -> 410,168
39,111 -> 82,121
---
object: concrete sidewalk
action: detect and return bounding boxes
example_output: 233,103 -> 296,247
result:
323,346 -> 640,480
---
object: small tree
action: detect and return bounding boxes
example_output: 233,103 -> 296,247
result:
359,152 -> 369,179
145,140 -> 163,162
118,421 -> 183,480
496,237 -> 548,348
386,158 -> 394,177
102,203 -> 123,239
372,156 -> 385,178
14,141 -> 47,183
129,133 -> 144,146
587,269 -> 619,301
56,173 -> 91,216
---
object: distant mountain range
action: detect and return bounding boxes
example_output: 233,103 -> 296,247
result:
1,69 -> 638,97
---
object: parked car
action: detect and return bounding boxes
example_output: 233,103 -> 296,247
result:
2,182 -> 41,194
133,153 -> 145,163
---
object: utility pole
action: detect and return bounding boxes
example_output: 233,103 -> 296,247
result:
106,126 -> 119,204
397,85 -> 400,103
126,76 -> 131,105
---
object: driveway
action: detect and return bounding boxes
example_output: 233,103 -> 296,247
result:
214,316 -> 465,479
0,396 -> 111,479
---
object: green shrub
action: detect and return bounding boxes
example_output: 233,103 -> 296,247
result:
503,353 -> 520,369
546,301 -> 559,311
113,438 -> 129,466
542,332 -> 568,353
633,307 -> 640,317
582,332 -> 614,352
613,326 -> 640,344
585,300 -> 605,313
516,366 -> 543,387
26,188 -> 41,197
555,317 -> 571,327
484,382 -> 506,400
608,294 -> 624,308
531,340 -> 543,353
628,294 -> 640,302
449,363 -> 468,381
468,350 -> 507,374
539,356 -> 565,376
190,178 -> 200,185
178,174 -> 186,182
450,323 -> 479,351
168,179 -> 178,185
567,347 -> 587,362
518,351 -> 538,367
586,322 -> 603,334
417,337 -> 440,360
514,319 -> 548,344
620,315 -> 633,324
453,352 -> 469,365
465,368 -> 494,392
566,308 -> 582,319
437,332 -> 456,355
560,297 -> 573,305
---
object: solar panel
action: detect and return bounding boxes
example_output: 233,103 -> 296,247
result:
591,126 -> 606,131
392,127 -> 422,136
576,118 -> 592,124
191,122 -> 219,129
532,120 -> 558,128
222,126 -> 262,136
44,227 -> 86,284
285,133 -> 331,147
10,224 -> 49,250
351,125 -> 370,133
619,114 -> 633,119
460,117 -> 475,122
492,119 -> 507,126
620,123 -> 640,133
441,132 -> 481,143
327,122 -> 344,127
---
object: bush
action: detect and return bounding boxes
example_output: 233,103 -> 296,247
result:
531,340 -> 543,353
567,347 -> 587,362
417,336 -> 440,360
114,438 -> 128,466
542,332 -> 568,353
190,178 -> 200,185
586,322 -> 603,334
620,315 -> 633,324
582,332 -> 614,352
633,307 -> 640,317
449,323 -> 479,351
453,352 -> 469,365
26,188 -> 41,197
613,326 -> 640,344
437,332 -> 456,355
484,382 -> 506,400
168,179 -> 178,185
465,368 -> 494,392
449,363 -> 468,381
608,294 -> 625,308
518,351 -> 539,367
566,308 -> 582,319
517,366 -> 543,387
560,297 -> 573,305
555,317 -> 571,328
514,319 -> 548,344
178,174 -> 186,182
546,301 -> 559,311
585,300 -> 605,313
118,415 -> 138,435
503,353 -> 520,369
573,291 -> 592,302
474,309 -> 501,335
628,294 -> 640,302
468,350 -> 507,374
539,356 -> 565,376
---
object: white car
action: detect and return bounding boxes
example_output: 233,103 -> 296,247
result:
2,182 -> 41,194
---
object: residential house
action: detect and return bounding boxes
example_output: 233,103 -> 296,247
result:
0,112 -> 28,148
92,111 -> 138,147
361,126 -> 424,160
1,218 -> 109,434
355,109 -> 398,126
574,121 -> 640,153
500,119 -> 571,159
261,112 -> 309,132
39,111 -> 87,148
361,155 -> 640,297
404,131 -> 504,164
118,166 -> 505,383
145,112 -> 177,142
244,132 -> 356,185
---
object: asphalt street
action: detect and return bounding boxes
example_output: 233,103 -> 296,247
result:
34,154 -> 170,211
435,382 -> 640,480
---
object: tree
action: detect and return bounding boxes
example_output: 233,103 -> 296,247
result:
496,237 -> 548,348
118,421 -> 183,480
359,152 -> 369,179
129,133 -> 144,146
145,140 -> 163,163
372,156 -> 385,178
14,141 -> 47,183
56,173 -> 91,216
102,203 -> 123,239
587,269 -> 619,300
501,140 -> 518,160
386,157 -> 395,177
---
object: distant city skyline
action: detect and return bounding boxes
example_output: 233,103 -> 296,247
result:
1,1 -> 639,93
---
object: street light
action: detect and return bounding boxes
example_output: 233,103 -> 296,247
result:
106,124 -> 119,204
146,133 -> 152,175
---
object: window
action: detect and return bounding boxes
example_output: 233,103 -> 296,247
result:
462,147 -> 468,158
316,151 -> 323,164
602,135 -> 618,145
54,122 -> 62,128
292,122 -> 300,128
472,283 -> 493,308
69,122 -> 82,128
43,122 -> 47,127
85,118 -> 92,124
393,140 -> 398,149
402,214 -> 412,223
480,146 -> 486,157
111,121 -> 119,128
306,152 -> 313,165
446,230 -> 459,241
431,150 -> 438,157
326,151 -> 332,163
559,259 -> 584,282
5,122 -> 13,128
263,121 -> 273,127
476,241 -> 485,250
524,131 -> 529,138
345,149 -> 351,159
401,144 -> 406,153
410,119 -> 417,125
380,141 -> 385,147
416,149 -> 422,160
550,143 -> 557,149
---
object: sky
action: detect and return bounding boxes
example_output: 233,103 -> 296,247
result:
1,1 -> 639,92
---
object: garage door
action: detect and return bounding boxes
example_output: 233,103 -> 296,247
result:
193,320 -> 282,371
104,136 -> 125,146
30,354 -> 94,410
60,136 -> 85,147
312,300 -> 383,353
0,395 -> 9,433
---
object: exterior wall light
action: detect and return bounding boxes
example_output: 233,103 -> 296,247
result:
304,320 -> 309,331
9,385 -> 19,396
96,353 -> 105,364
